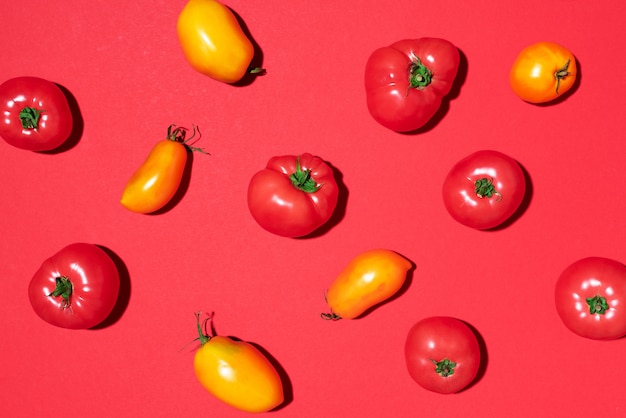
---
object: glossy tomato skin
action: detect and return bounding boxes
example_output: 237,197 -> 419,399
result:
405,317 -> 481,394
442,150 -> 526,230
28,243 -> 120,329
323,249 -> 412,319
194,336 -> 284,413
247,153 -> 339,237
177,0 -> 256,83
555,257 -> 626,340
510,41 -> 577,103
364,38 -> 460,132
0,76 -> 73,151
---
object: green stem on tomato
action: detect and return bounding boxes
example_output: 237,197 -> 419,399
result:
431,358 -> 457,377
586,295 -> 609,315
48,276 -> 73,309
195,312 -> 212,346
19,107 -> 43,130
554,59 -> 571,94
166,124 -> 207,154
474,177 -> 502,200
408,57 -> 433,89
290,156 -> 321,193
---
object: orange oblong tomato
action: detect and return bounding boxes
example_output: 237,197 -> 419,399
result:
509,41 -> 577,103
120,125 -> 204,214
192,313 -> 284,413
322,249 -> 412,320
177,0 -> 262,83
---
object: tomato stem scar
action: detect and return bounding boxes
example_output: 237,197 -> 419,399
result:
474,177 -> 502,201
48,276 -> 73,309
554,59 -> 571,94
586,295 -> 609,315
431,358 -> 457,377
19,107 -> 43,130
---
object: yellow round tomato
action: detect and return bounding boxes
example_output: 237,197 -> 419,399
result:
509,41 -> 577,103
177,0 -> 258,83
322,249 -> 412,320
120,125 -> 201,214
193,314 -> 284,413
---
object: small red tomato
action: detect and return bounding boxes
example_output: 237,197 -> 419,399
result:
405,316 -> 481,394
28,243 -> 120,329
555,257 -> 626,340
192,313 -> 284,413
0,76 -> 73,151
442,150 -> 526,230
247,153 -> 339,237
322,249 -> 412,320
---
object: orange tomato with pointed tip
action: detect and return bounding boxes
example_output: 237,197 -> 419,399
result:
509,41 -> 577,103
192,313 -> 284,413
177,0 -> 261,83
120,125 -> 203,214
322,249 -> 412,320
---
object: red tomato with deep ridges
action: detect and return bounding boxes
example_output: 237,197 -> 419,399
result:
247,153 -> 339,237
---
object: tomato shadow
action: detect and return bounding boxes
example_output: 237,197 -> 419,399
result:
38,83 -> 84,154
90,245 -> 132,329
323,253 -> 416,320
457,320 -> 488,393
486,161 -> 533,231
399,48 -> 468,135
227,8 -> 265,87
296,161 -> 348,239
529,58 -> 582,107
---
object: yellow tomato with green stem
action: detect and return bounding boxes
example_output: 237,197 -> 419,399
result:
120,125 -> 205,214
192,313 -> 284,413
177,0 -> 263,83
322,249 -> 412,320
509,41 -> 577,103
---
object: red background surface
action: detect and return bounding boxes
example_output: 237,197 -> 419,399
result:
2,1 -> 626,417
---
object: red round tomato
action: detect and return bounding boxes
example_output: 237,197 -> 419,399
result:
442,150 -> 526,230
555,257 -> 626,340
405,316 -> 481,394
28,243 -> 120,329
247,153 -> 339,237
0,76 -> 73,151
364,37 -> 460,132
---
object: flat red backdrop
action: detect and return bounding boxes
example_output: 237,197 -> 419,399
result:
2,1 -> 625,417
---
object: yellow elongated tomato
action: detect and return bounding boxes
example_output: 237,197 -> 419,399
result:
177,0 -> 259,83
509,41 -> 577,104
121,125 -> 203,214
322,249 -> 412,320
193,313 -> 284,413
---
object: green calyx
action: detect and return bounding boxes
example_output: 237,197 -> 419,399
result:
290,156 -> 321,193
432,358 -> 457,377
554,59 -> 571,94
408,57 -> 433,89
19,107 -> 43,130
195,312 -> 212,346
586,295 -> 609,315
474,177 -> 502,200
48,276 -> 73,309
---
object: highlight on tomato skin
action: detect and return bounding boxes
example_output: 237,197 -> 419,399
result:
509,41 -> 577,104
322,249 -> 412,320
